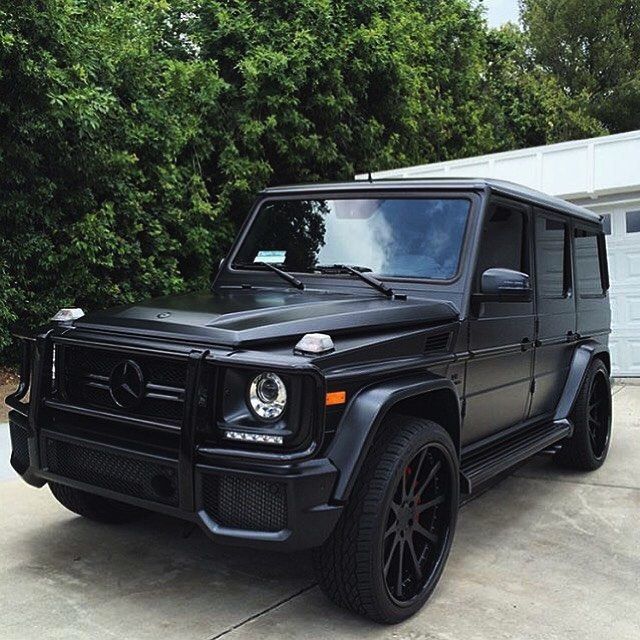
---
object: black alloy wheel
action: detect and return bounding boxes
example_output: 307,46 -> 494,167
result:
314,416 -> 459,623
556,359 -> 612,471
382,444 -> 453,605
586,369 -> 611,460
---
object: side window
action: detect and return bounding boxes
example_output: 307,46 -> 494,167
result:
535,215 -> 569,298
476,203 -> 529,287
574,228 -> 604,296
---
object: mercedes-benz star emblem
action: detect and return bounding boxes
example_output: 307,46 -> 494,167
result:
109,360 -> 145,409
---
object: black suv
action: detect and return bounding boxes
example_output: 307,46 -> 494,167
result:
6,179 -> 612,623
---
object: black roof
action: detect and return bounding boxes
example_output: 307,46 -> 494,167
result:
261,177 -> 601,224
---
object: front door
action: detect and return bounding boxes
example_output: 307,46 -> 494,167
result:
464,198 -> 535,445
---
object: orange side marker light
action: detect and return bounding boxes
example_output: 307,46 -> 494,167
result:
325,391 -> 347,406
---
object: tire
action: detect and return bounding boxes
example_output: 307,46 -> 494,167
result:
313,415 -> 459,624
555,359 -> 612,471
49,482 -> 144,524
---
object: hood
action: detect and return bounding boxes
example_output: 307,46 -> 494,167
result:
74,288 -> 459,348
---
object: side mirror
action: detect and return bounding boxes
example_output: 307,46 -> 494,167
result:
480,268 -> 531,302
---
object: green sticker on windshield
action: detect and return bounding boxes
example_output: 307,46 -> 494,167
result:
255,250 -> 286,264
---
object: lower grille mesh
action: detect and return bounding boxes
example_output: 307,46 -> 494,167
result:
9,422 -> 29,472
201,475 -> 287,532
45,438 -> 179,506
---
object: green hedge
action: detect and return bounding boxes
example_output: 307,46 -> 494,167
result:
0,1 -> 604,363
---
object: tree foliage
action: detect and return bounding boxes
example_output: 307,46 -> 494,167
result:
521,0 -> 640,132
193,0 -> 500,226
480,24 -> 605,150
0,0 -> 606,361
0,1 -> 232,356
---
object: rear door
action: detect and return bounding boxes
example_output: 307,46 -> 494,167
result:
528,209 -> 575,419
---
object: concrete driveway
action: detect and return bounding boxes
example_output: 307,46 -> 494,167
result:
1,383 -> 639,640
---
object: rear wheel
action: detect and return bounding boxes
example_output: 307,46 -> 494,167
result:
49,482 -> 143,524
313,416 -> 459,623
555,359 -> 612,471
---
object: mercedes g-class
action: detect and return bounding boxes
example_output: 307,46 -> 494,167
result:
6,178 -> 612,623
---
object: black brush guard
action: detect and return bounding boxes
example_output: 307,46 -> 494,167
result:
6,328 -> 341,550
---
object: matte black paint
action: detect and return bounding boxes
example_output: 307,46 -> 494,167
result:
326,375 -> 460,502
5,180 -> 611,550
75,288 -> 460,347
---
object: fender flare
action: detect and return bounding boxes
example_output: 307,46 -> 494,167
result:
554,340 -> 610,422
325,375 -> 461,503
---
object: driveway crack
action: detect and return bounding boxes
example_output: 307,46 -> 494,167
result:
208,582 -> 317,639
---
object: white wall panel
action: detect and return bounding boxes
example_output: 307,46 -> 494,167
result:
541,147 -> 588,195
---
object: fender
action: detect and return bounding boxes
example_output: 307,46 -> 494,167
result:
554,339 -> 610,422
325,375 -> 460,503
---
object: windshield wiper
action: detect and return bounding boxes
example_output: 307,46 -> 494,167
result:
315,264 -> 395,299
236,261 -> 304,290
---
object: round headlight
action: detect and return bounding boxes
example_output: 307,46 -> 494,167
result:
248,372 -> 287,420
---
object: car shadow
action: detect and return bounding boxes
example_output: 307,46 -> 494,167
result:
12,458 -> 571,636
20,506 -> 314,582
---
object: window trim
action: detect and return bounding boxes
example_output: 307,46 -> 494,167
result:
533,210 -> 572,301
226,192 -> 477,286
573,224 -> 607,299
597,231 -> 610,292
472,196 -> 533,295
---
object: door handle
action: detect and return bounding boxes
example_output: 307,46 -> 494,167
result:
520,337 -> 531,351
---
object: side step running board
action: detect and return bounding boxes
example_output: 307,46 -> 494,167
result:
460,419 -> 572,494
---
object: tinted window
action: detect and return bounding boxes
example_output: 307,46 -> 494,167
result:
626,210 -> 640,233
234,198 -> 470,280
536,216 -> 568,298
574,229 -> 603,296
476,204 -> 528,280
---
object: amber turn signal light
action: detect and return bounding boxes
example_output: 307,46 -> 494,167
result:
325,390 -> 346,406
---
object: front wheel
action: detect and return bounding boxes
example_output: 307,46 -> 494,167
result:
313,416 -> 459,624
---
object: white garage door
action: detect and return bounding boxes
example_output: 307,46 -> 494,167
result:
601,204 -> 640,376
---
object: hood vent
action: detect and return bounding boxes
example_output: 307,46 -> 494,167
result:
424,332 -> 452,354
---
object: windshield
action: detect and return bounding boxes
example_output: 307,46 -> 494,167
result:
233,197 -> 470,280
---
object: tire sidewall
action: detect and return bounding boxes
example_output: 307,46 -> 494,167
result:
579,361 -> 612,464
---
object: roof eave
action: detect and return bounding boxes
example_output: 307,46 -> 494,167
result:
259,178 -> 601,224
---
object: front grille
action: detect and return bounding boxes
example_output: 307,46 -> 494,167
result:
45,437 -> 179,506
9,422 -> 29,472
62,346 -> 188,422
201,474 -> 287,532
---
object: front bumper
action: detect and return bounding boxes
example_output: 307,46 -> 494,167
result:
5,330 -> 342,551
8,411 -> 341,550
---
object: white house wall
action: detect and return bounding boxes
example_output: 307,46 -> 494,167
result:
363,129 -> 640,201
